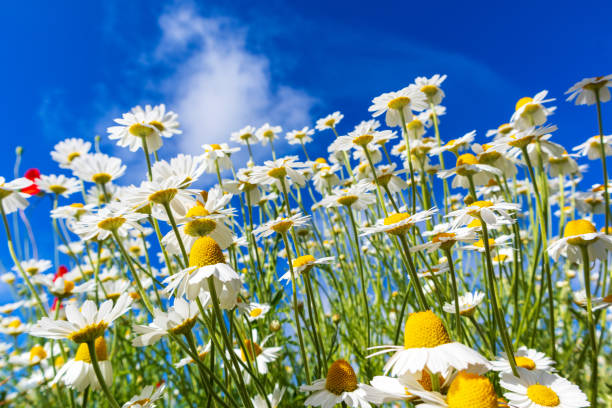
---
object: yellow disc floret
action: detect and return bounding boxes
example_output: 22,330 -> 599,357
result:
325,359 -> 358,395
184,205 -> 217,237
383,213 -> 412,235
564,219 -> 597,246
188,237 -> 225,267
29,345 -> 47,362
403,310 -> 451,349
515,356 -> 536,370
74,337 -> 109,363
446,371 -> 498,408
526,384 -> 560,407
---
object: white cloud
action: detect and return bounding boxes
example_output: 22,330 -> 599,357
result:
155,5 -> 316,156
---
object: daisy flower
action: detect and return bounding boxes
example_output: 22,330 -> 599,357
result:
412,224 -> 478,252
73,202 -> 146,241
201,144 -> 239,173
252,384 -> 286,408
437,153 -> 502,189
256,123 -> 283,145
52,336 -> 113,392
163,236 -> 241,307
415,74 -> 447,105
316,111 -> 344,131
8,342 -> 61,367
491,346 -> 556,374
286,127 -> 315,145
279,255 -> 334,283
312,164 -> 342,193
233,330 -> 281,374
222,168 -> 261,204
547,219 -> 612,263
368,310 -> 490,376
253,213 -> 311,239
121,176 -> 195,220
0,176 -> 32,214
321,182 -> 376,211
36,174 -> 80,197
249,156 -> 309,189
572,134 -> 612,159
175,341 -> 212,368
72,153 -> 126,185
511,91 -> 556,130
152,154 -> 208,184
301,359 -> 380,408
50,138 -> 92,169
107,104 -> 181,152
442,291 -> 485,317
132,297 -> 201,346
361,208 -> 437,236
230,125 -> 258,145
500,368 -> 589,408
446,200 -> 519,228
15,259 -> 52,275
0,317 -> 30,336
122,384 -> 166,408
369,86 -> 428,127
29,294 -> 132,343
429,130 -> 476,156
566,75 -> 612,105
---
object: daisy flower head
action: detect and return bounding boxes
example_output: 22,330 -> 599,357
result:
500,368 -> 589,408
0,317 -> 30,336
442,291 -> 485,317
429,130 -> 476,156
511,90 -> 556,130
52,336 -> 113,392
30,293 -> 132,343
566,74 -> 612,105
462,234 -> 513,253
201,144 -> 239,173
301,359 -> 379,408
316,111 -> 344,131
152,154 -> 208,185
230,125 -> 258,145
369,85 -> 428,127
437,153 -> 502,189
72,153 -> 126,185
121,176 -> 195,219
286,126 -> 315,145
249,156 -> 308,189
369,310 -> 490,376
572,134 -> 612,160
8,342 -> 61,367
51,138 -> 92,169
413,224 -> 478,252
122,383 -> 166,408
163,236 -> 241,307
415,74 -> 447,105
132,297 -> 201,346
37,174 -> 80,197
16,258 -> 52,275
361,207 -> 437,237
107,104 -> 181,152
446,200 -> 519,228
253,213 -> 311,238
256,123 -> 283,145
243,302 -> 271,321
547,218 -> 612,263
491,346 -> 555,374
321,181 -> 376,210
233,329 -> 281,374
73,202 -> 146,241
486,123 -> 515,140
0,176 -> 32,214
279,255 -> 334,283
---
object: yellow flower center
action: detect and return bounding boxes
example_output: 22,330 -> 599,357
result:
128,123 -> 156,138
515,356 -> 536,370
188,236 -> 225,267
97,216 -> 126,231
25,267 -> 39,275
262,130 -> 275,139
293,254 -> 315,270
403,310 -> 451,349
493,253 -> 509,262
70,203 -> 84,208
498,123 -> 512,134
315,158 -> 327,165
324,118 -> 336,127
184,206 -> 217,237
337,195 -> 359,207
456,153 -> 478,166
526,384 -> 560,407
129,399 -> 151,407
270,219 -> 294,234
267,167 -> 287,179
352,134 -> 374,147
92,172 -> 112,184
74,337 -> 109,362
240,132 -> 253,140
383,213 -> 412,235
388,96 -> 411,110
63,280 -> 75,294
446,371 -> 498,408
325,359 -> 358,395
240,340 -> 263,361
564,219 -> 597,245
148,188 -> 178,205
474,238 -> 496,248
421,84 -> 439,98
8,319 -> 21,329
249,308 -> 263,318
407,119 -> 423,131
49,185 -> 68,195
169,317 -> 198,336
69,322 -> 109,343
515,97 -> 534,112
149,120 -> 165,132
29,345 -> 47,362
67,152 -> 81,162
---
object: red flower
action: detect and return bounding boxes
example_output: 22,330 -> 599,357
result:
21,168 -> 41,196
53,265 -> 68,281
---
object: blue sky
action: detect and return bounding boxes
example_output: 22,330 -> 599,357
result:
1,0 -> 611,299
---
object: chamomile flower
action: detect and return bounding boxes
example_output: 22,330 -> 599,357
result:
250,156 -> 309,188
500,368 -> 589,408
279,255 -> 334,283
53,336 -> 113,392
243,302 -> 271,321
16,259 -> 52,275
412,224 -> 478,252
316,111 -> 344,131
252,384 -> 286,408
233,330 -> 281,374
256,123 -> 283,145
442,291 -> 485,316
201,144 -> 240,173
8,342 -> 61,367
547,219 -> 612,263
566,75 -> 612,105
152,154 -> 207,184
511,91 -> 556,130
321,182 -> 376,210
0,317 -> 30,336
286,127 -> 315,145
437,153 -> 502,189
369,86 -> 428,127
415,74 -> 447,105
107,104 -> 181,152
361,208 -> 437,236
301,359 -> 380,408
122,384 -> 166,408
0,176 -> 32,214
51,138 -> 92,169
30,294 -> 132,343
368,310 -> 490,376
72,153 -> 126,185
253,213 -> 311,238
37,174 -> 80,197
231,125 -> 258,145
491,346 -> 555,374
175,342 -> 212,368
572,134 -> 612,159
132,297 -> 201,346
446,200 -> 519,228
73,202 -> 146,241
